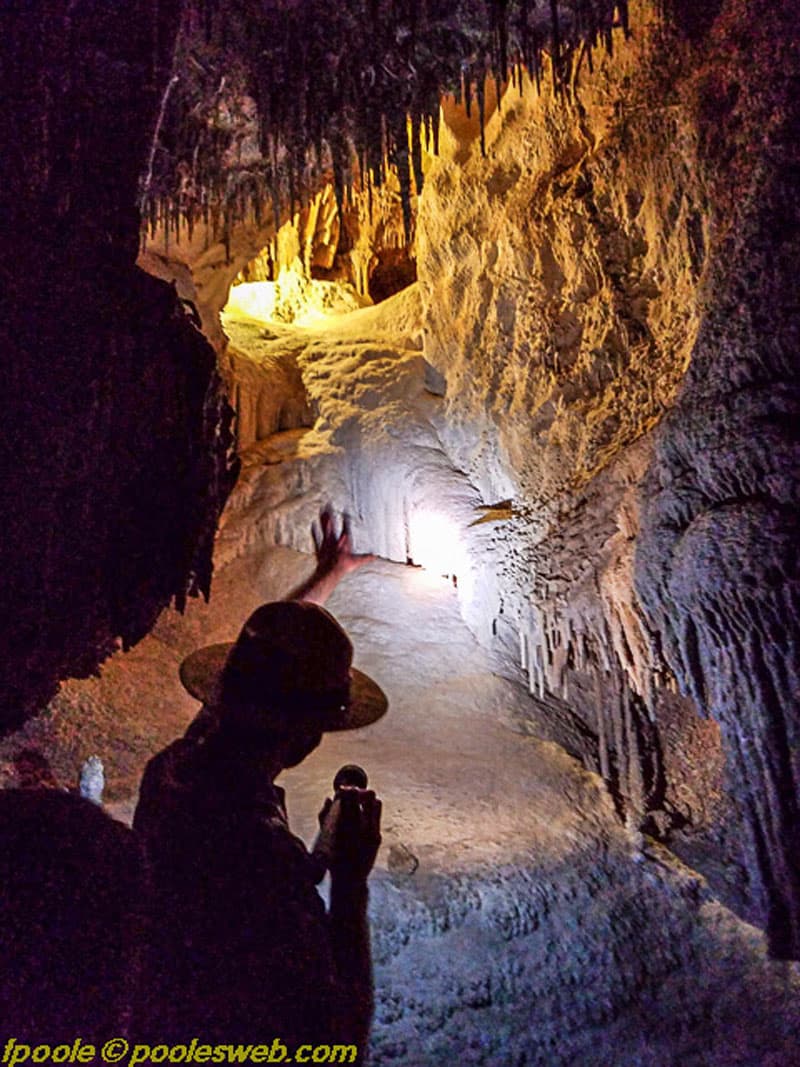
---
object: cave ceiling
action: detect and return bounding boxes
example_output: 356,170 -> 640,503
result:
145,0 -> 630,244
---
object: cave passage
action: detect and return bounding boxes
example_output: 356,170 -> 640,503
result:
3,0 -> 799,1059
3,289 -> 797,1064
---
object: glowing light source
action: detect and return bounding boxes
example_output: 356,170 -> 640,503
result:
224,266 -> 368,328
407,509 -> 474,603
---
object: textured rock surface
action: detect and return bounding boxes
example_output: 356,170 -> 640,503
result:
634,0 -> 800,956
416,2 -> 699,697
139,176 -> 413,351
215,286 -> 490,581
2,552 -> 797,1065
0,1 -> 236,725
136,0 -> 800,959
409,2 -> 707,843
407,0 -> 799,951
214,273 -> 733,928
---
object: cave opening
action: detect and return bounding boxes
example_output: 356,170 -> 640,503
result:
2,0 -> 799,1061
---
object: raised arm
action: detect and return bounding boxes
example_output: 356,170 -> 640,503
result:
286,508 -> 375,606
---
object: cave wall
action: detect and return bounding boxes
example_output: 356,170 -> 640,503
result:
415,0 -> 800,954
635,0 -> 800,957
416,2 -> 709,821
0,1 -> 237,725
139,173 -> 414,451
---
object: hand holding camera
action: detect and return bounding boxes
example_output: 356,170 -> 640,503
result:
311,765 -> 382,884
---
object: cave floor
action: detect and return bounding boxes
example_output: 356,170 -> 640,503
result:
2,547 -> 799,1064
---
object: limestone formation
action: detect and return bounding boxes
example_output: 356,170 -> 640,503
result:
184,0 -> 799,957
2,0 -> 797,1014
635,0 -> 800,955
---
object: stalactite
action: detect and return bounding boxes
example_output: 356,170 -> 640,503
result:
531,41 -> 542,94
609,669 -> 627,800
477,74 -> 487,157
410,111 -> 424,194
549,0 -> 562,88
144,1 -> 626,239
618,0 -> 630,37
390,112 -> 414,241
623,683 -> 645,816
595,671 -> 611,781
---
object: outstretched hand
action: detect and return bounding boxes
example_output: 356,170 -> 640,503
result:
288,508 -> 375,606
312,508 -> 375,579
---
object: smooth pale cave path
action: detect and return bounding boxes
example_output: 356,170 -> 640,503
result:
2,548 -> 798,1065
289,560 -> 800,1066
284,561 -> 609,871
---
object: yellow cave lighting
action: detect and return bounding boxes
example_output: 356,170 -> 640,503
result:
224,267 -> 369,329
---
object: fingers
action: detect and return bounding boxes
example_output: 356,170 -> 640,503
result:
336,789 -> 381,839
313,507 -> 333,542
371,797 -> 382,836
313,507 -> 339,557
335,788 -> 377,818
362,791 -> 381,840
339,511 -> 352,550
328,789 -> 382,879
312,506 -> 377,576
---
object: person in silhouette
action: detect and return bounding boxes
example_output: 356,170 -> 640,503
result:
133,511 -> 385,1059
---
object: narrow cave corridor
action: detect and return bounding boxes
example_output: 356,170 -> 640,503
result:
1,0 -> 799,1062
6,539 -> 799,1065
3,282 -> 798,1061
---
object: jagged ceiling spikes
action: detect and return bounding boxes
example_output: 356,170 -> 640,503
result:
549,0 -> 562,82
145,0 -> 628,237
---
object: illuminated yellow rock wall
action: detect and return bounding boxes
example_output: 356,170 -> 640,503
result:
416,0 -> 800,953
413,1 -> 710,824
418,2 -> 701,503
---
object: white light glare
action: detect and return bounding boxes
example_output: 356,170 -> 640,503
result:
408,510 -> 474,603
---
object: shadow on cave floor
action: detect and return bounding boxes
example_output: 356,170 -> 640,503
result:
1,547 -> 798,1064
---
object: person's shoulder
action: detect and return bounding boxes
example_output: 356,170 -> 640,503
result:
134,737 -> 204,832
141,736 -> 200,785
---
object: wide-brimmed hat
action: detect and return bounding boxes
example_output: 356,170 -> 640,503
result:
179,601 -> 387,733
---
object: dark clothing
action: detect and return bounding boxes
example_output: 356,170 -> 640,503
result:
133,733 -> 339,1047
0,790 -> 146,1041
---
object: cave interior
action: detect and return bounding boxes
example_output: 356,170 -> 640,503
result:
1,0 -> 799,1062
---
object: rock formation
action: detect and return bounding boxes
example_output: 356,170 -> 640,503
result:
635,0 -> 800,956
0,2 -> 237,724
417,0 -> 800,956
146,0 -> 799,957
1,0 -> 797,967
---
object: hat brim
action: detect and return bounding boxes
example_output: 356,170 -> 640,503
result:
179,642 -> 388,731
